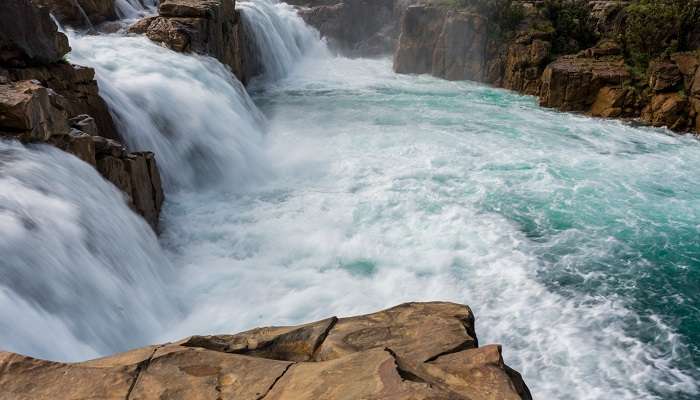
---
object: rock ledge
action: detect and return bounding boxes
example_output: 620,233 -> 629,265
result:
0,302 -> 531,400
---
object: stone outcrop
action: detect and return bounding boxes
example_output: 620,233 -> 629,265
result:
0,0 -> 164,230
129,0 -> 252,83
0,0 -> 71,66
394,5 -> 488,81
0,302 -> 531,400
539,53 -> 629,112
33,0 -> 117,27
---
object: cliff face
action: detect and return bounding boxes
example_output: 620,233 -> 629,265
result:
0,0 -> 164,230
387,0 -> 700,135
129,0 -> 255,84
0,302 -> 531,400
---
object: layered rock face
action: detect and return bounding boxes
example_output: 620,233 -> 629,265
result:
0,302 -> 531,400
394,5 -> 488,81
129,0 -> 252,83
0,0 -> 164,230
388,0 -> 700,134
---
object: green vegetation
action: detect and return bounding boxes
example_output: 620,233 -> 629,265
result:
542,0 -> 596,55
623,0 -> 700,69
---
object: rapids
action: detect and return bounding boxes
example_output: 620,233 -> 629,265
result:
0,1 -> 698,399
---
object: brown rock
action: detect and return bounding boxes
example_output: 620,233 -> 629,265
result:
129,0 -> 249,83
0,303 -> 531,400
503,38 -> 551,95
0,80 -> 68,141
540,54 -> 630,111
0,351 -> 136,400
648,61 -> 682,92
641,92 -> 689,130
48,129 -> 97,165
0,0 -> 70,67
671,52 -> 699,91
7,63 -> 121,141
590,86 -> 629,118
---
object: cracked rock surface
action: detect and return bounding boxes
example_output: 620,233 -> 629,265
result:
0,302 -> 531,400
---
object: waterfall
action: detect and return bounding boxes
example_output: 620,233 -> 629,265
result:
114,0 -> 158,20
238,0 -> 328,83
0,141 -> 177,361
68,34 -> 269,191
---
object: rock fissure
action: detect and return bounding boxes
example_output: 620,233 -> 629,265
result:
383,347 -> 427,384
125,345 -> 161,400
256,362 -> 295,400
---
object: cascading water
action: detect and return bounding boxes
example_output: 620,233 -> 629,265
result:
0,141 -> 176,361
1,1 -> 699,399
238,0 -> 329,82
114,0 -> 157,20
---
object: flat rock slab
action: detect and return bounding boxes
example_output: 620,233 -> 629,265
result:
0,302 -> 531,400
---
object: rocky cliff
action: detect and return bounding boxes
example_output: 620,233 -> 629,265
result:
381,0 -> 700,135
0,0 -> 164,230
0,302 -> 531,400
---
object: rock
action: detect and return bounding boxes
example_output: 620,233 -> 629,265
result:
394,6 -> 488,81
7,63 -> 121,141
0,302 -> 531,400
502,37 -> 551,95
48,129 -> 97,165
590,86 -> 629,118
32,0 -> 117,27
0,80 -> 68,141
641,92 -> 689,131
671,52 -> 700,91
129,0 -> 249,83
299,0 -> 398,56
648,60 -> 683,92
0,0 -> 70,67
540,54 -> 630,111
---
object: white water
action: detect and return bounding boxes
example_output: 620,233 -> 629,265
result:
0,141 -> 176,360
114,0 -> 157,20
0,1 -> 698,399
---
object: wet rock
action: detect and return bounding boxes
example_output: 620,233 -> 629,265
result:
590,86 -> 630,118
0,0 -> 70,67
33,0 -> 117,27
129,0 -> 249,83
0,302 -> 531,400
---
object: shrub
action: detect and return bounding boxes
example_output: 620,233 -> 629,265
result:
543,0 -> 597,55
623,0 -> 700,69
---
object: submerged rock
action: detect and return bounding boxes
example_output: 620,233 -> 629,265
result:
0,302 -> 531,400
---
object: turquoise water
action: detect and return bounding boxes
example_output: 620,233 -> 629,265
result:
155,56 -> 700,399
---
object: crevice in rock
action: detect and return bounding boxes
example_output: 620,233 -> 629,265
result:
310,316 -> 338,361
256,362 -> 295,400
125,345 -> 160,400
383,347 -> 427,384
423,340 -> 475,364
456,312 -> 478,348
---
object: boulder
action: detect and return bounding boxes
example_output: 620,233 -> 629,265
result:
670,52 -> 700,91
590,86 -> 630,118
641,92 -> 689,131
648,61 -> 683,92
0,0 -> 70,67
0,302 -> 531,400
7,63 -> 120,141
129,0 -> 249,83
540,54 -> 630,111
32,0 -> 117,27
0,80 -> 69,141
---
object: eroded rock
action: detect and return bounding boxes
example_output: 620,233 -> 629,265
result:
0,302 -> 530,400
